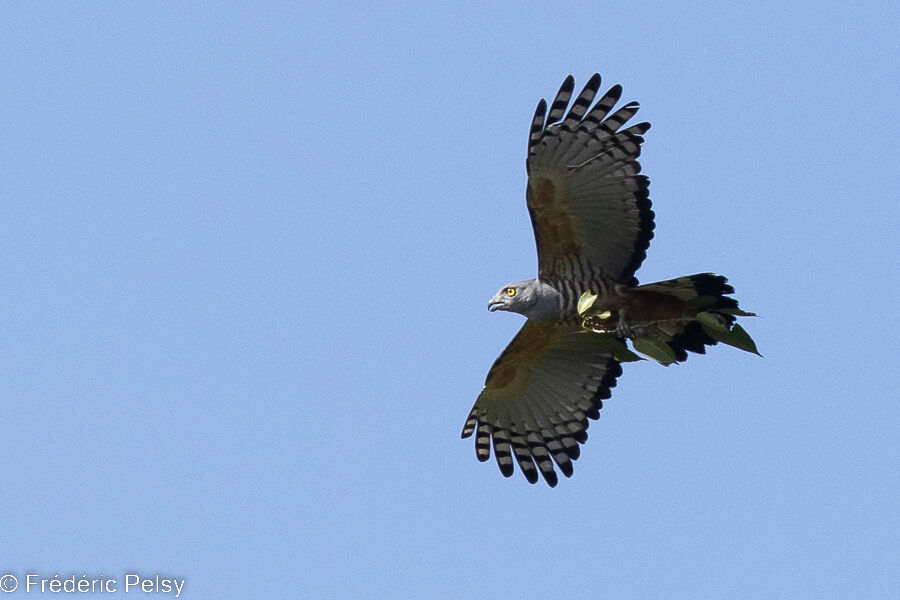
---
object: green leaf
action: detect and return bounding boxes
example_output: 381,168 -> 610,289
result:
577,291 -> 598,315
587,333 -> 645,362
655,319 -> 691,337
720,323 -> 762,356
696,310 -> 730,332
700,322 -> 762,356
632,338 -> 677,365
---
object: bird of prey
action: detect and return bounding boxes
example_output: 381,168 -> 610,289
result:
462,73 -> 757,487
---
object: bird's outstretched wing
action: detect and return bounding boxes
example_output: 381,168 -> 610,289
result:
461,321 -> 622,486
526,73 -> 655,286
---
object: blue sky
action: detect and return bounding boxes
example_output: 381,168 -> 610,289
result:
2,2 -> 898,598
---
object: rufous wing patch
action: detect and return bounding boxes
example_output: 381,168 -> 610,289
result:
527,171 -> 583,269
484,321 -> 556,391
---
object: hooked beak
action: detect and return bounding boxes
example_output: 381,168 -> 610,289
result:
488,298 -> 504,312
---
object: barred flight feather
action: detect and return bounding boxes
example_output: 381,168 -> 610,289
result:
581,84 -> 623,131
552,74 -> 602,162
545,75 -> 575,128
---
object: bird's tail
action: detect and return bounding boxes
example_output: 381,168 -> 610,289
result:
579,273 -> 759,364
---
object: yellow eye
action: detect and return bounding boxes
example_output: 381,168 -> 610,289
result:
506,287 -> 516,297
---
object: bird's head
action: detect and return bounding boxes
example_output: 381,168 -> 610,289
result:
488,279 -> 538,315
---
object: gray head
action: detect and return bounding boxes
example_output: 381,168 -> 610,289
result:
488,279 -> 539,316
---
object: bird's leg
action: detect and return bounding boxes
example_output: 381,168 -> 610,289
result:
615,308 -> 634,338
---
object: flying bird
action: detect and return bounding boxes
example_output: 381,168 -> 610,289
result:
462,73 -> 757,487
